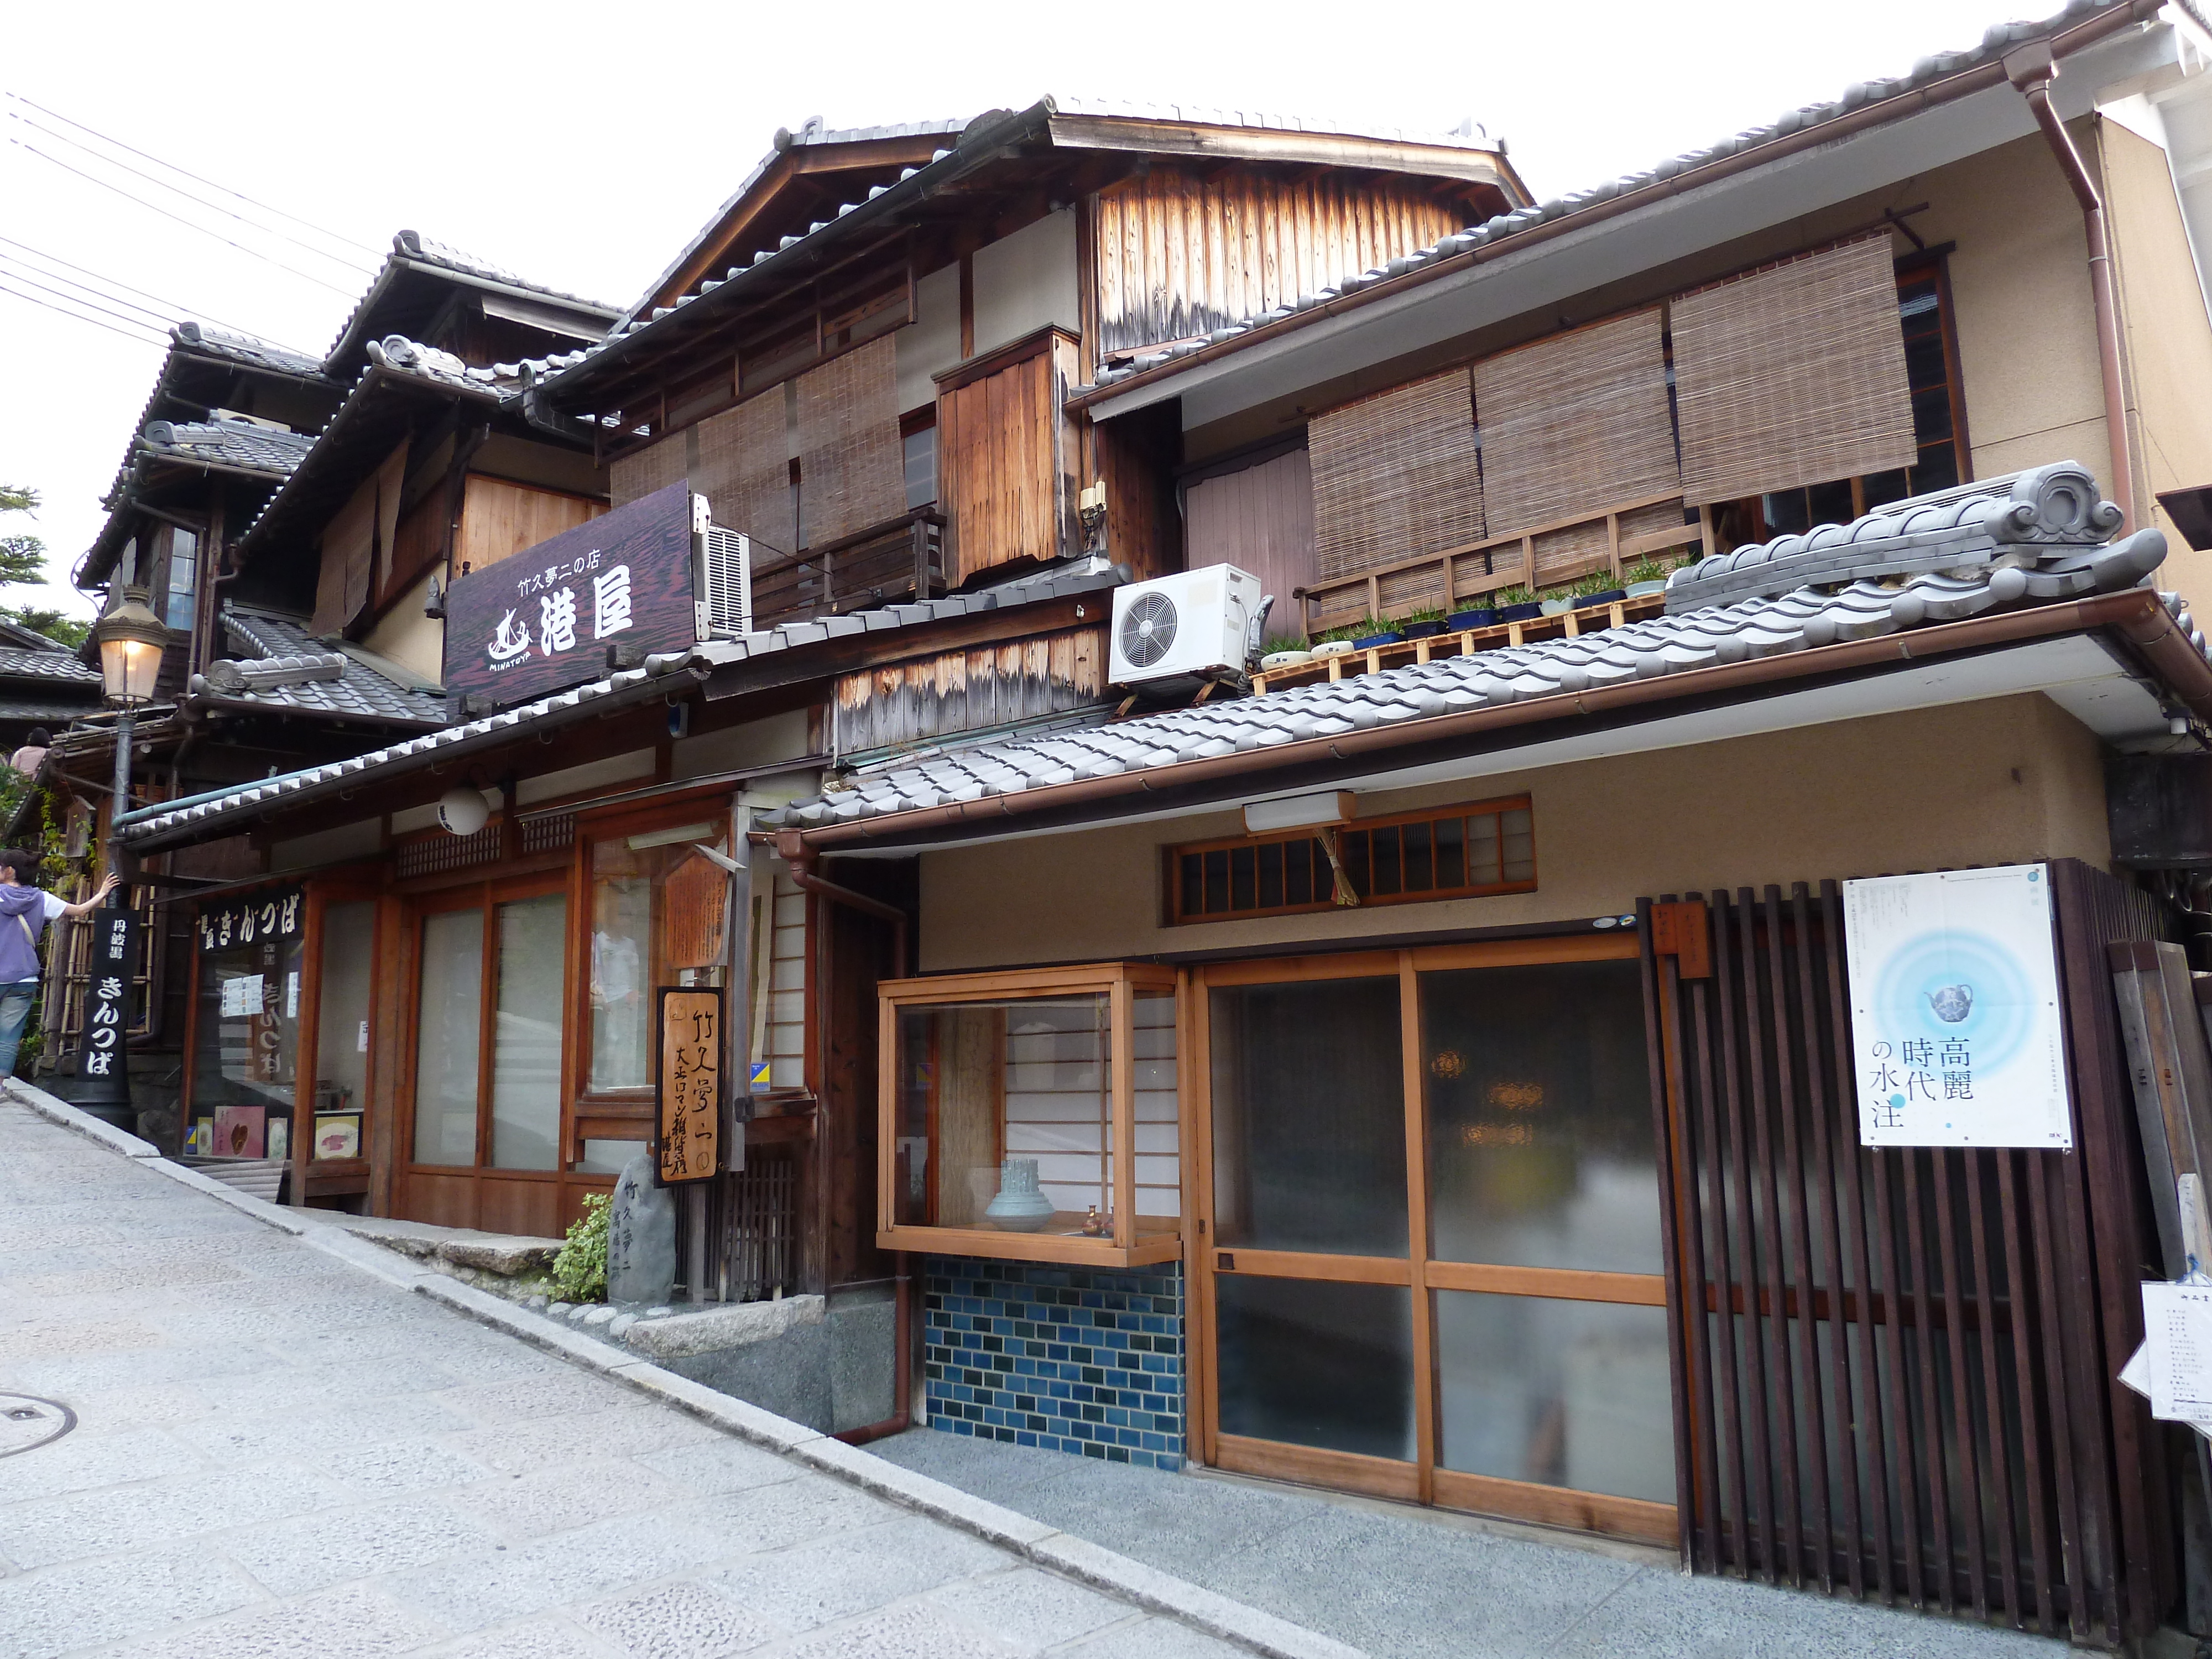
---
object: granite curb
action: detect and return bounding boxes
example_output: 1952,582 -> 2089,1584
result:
1,1077 -> 1364,1659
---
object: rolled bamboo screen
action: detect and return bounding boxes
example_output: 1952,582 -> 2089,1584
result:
695,391 -> 796,555
795,334 -> 905,546
1310,368 -> 1484,583
1671,237 -> 1914,507
1474,308 -> 1679,535
610,430 -> 686,508
311,471 -> 379,635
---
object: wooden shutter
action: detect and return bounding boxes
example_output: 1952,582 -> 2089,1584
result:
1474,309 -> 1678,535
938,330 -> 1080,584
1186,447 -> 1315,606
456,477 -> 606,573
696,392 -> 796,555
1672,237 -> 1915,507
310,471 -> 378,636
1309,369 -> 1483,583
610,431 -> 686,509
796,335 -> 905,546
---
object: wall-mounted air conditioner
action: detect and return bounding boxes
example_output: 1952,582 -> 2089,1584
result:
1108,565 -> 1264,686
693,507 -> 753,638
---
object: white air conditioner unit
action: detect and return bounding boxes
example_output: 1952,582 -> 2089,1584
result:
693,525 -> 753,640
1109,565 -> 1264,686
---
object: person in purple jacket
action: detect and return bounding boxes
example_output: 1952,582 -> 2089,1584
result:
0,850 -> 117,1076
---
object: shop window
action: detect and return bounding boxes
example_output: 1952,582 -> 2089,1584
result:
161,525 -> 198,632
585,817 -> 805,1103
879,963 -> 1181,1266
1171,797 -> 1535,925
309,900 -> 374,1162
188,905 -> 306,1160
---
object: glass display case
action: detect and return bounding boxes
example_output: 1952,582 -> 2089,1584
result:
878,963 -> 1183,1265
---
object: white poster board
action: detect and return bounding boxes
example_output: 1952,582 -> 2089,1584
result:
2141,1282 -> 2212,1423
1842,864 -> 2071,1148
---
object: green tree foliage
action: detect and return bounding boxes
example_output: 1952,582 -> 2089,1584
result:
0,485 -> 46,589
550,1192 -> 611,1303
0,607 -> 89,648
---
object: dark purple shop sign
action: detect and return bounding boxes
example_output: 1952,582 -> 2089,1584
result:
442,481 -> 699,711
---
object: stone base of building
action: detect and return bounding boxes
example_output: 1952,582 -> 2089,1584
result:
922,1255 -> 1184,1470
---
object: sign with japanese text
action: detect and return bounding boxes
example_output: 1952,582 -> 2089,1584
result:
442,482 -> 698,712
1843,864 -> 2071,1149
196,885 -> 302,954
77,904 -> 135,1084
655,985 -> 722,1185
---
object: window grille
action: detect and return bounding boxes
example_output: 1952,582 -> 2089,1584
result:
519,813 -> 575,856
1172,796 -> 1536,925
394,821 -> 505,880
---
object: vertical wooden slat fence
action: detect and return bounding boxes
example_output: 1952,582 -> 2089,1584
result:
1641,863 -> 2175,1645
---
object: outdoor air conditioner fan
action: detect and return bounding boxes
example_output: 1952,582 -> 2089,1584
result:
1119,589 -> 1179,669
1108,565 -> 1264,687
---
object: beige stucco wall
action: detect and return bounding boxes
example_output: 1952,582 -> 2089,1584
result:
2104,116 -> 2212,606
361,571 -> 444,685
917,692 -> 2111,971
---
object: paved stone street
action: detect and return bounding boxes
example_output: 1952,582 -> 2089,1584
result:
879,1392 -> 2073,1659
0,1101 -> 1274,1659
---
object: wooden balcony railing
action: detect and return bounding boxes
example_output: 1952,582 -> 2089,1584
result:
749,507 -> 946,630
1295,492 -> 1717,638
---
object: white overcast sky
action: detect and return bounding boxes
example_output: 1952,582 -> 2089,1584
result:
2,0 -> 2042,623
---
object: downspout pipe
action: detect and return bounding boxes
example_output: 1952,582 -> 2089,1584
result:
774,829 -> 915,1443
2010,43 -> 2137,533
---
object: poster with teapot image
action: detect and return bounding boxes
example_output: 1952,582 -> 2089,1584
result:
1843,864 -> 2072,1148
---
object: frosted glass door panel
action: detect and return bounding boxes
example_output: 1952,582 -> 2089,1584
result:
1133,992 -> 1180,1223
1209,977 -> 1406,1256
413,909 -> 482,1166
1433,1291 -> 1675,1503
1420,960 -> 1661,1273
1215,1275 -> 1415,1460
492,893 -> 567,1170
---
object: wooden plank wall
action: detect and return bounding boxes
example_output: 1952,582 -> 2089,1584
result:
831,625 -> 1107,757
455,476 -> 607,575
1095,398 -> 1182,586
1186,447 -> 1316,609
1093,166 -> 1465,358
937,331 -> 1081,583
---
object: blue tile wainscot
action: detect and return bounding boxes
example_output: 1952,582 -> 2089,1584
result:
923,1255 -> 1185,1469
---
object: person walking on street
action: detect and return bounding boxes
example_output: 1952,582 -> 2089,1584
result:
0,851 -> 117,1075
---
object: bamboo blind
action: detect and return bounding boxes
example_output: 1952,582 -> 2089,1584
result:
695,392 -> 796,554
1310,369 -> 1484,583
1475,309 -> 1678,536
795,334 -> 905,546
610,430 -> 687,508
1671,237 -> 1915,507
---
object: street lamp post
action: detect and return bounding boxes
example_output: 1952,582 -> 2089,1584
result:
74,588 -> 166,1130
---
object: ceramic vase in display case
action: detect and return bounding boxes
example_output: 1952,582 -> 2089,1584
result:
984,1157 -> 1055,1231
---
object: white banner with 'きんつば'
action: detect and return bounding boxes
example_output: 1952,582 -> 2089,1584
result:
1841,863 -> 2073,1150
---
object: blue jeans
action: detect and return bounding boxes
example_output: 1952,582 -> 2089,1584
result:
0,982 -> 34,1077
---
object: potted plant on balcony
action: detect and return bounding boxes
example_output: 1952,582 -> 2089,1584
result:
1572,569 -> 1629,609
1538,585 -> 1577,617
1352,615 -> 1404,649
1447,600 -> 1498,632
1493,585 -> 1542,623
1400,606 -> 1449,640
1259,634 -> 1314,671
1312,625 -> 1360,658
1623,557 -> 1677,599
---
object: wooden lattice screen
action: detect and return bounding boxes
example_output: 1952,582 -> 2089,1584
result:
1640,865 -> 2175,1646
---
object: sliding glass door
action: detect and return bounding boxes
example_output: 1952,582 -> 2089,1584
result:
1196,938 -> 1676,1541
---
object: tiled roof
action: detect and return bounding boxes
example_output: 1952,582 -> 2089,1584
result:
0,693 -> 101,723
114,557 -> 1128,844
324,229 -> 619,364
1078,0 -> 2184,391
139,418 -> 313,478
190,607 -> 448,727
768,465 -> 2183,831
168,320 -> 322,379
0,646 -> 100,688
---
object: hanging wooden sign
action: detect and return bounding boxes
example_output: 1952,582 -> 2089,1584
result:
77,903 -> 136,1084
655,985 -> 723,1185
661,848 -> 728,969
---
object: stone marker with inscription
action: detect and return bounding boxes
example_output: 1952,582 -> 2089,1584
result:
607,1152 -> 676,1306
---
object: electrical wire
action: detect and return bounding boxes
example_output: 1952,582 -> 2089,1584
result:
7,138 -> 362,297
4,109 -> 377,278
0,235 -> 273,344
0,258 -> 175,330
0,277 -> 166,347
2,89 -> 385,262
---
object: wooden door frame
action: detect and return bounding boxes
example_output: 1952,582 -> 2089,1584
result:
293,880 -> 382,1206
1189,930 -> 1676,1544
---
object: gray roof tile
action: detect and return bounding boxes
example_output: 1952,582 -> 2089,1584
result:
139,417 -> 313,478
193,607 -> 448,727
0,646 -> 100,688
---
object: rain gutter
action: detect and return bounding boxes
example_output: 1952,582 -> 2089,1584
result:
779,586 -> 2211,854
